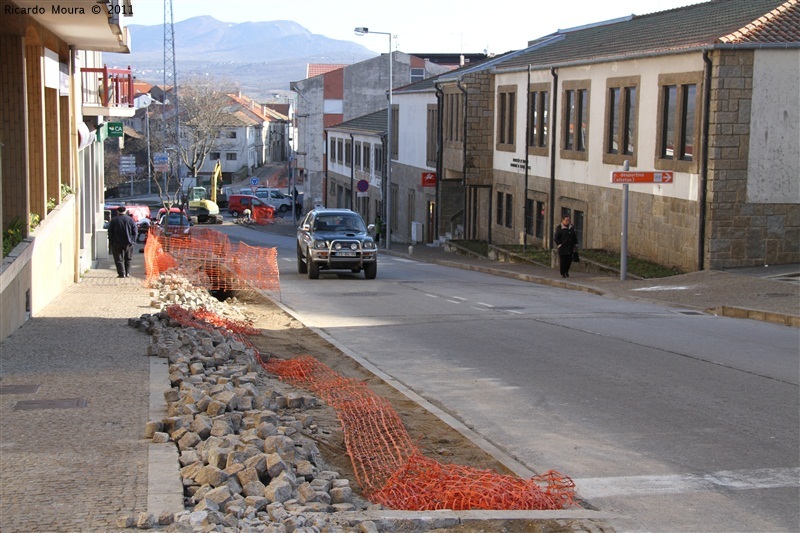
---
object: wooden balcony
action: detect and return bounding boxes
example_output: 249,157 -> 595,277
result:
80,65 -> 136,118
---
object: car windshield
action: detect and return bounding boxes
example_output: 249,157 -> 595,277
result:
162,213 -> 189,226
315,215 -> 365,232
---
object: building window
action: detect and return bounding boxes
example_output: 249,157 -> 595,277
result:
363,143 -> 371,173
525,198 -> 534,235
210,152 -> 220,160
226,153 -> 237,161
656,72 -> 701,172
535,201 -> 545,239
497,85 -> 516,151
496,192 -> 504,225
354,141 -> 362,169
426,104 -> 438,167
374,145 -> 384,177
443,91 -> 463,144
329,138 -> 336,164
603,76 -> 639,166
410,68 -> 424,84
391,105 -> 399,160
337,138 -> 344,164
527,84 -> 549,156
560,206 -> 584,247
227,130 -> 237,139
345,139 -> 352,167
504,193 -> 513,228
560,80 -> 590,161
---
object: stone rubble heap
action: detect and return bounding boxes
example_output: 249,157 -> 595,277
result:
122,274 -> 383,532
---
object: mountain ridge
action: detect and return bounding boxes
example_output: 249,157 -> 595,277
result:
106,16 -> 376,99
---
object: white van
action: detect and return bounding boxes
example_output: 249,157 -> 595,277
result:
238,187 -> 294,212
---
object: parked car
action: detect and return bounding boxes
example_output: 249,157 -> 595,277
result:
227,194 -> 275,218
156,207 -> 192,237
296,208 -> 377,279
239,187 -> 294,213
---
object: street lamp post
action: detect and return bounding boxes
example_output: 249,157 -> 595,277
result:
355,27 -> 393,249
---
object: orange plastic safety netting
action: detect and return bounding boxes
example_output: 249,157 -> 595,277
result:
143,227 -> 280,292
264,355 -> 576,511
164,305 -> 265,364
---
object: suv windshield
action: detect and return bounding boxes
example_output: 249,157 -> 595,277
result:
314,214 -> 366,232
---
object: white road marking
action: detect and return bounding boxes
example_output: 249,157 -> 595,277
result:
574,467 -> 800,499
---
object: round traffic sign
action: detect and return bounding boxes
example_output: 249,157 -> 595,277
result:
250,177 -> 260,186
356,179 -> 369,193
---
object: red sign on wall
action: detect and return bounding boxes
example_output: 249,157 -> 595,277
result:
421,172 -> 437,187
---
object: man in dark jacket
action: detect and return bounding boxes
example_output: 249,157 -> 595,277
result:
107,206 -> 137,277
554,215 -> 578,278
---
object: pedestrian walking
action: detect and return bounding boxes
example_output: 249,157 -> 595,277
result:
374,214 -> 383,244
554,215 -> 578,278
107,206 -> 137,277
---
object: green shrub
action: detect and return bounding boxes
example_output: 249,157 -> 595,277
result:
2,216 -> 25,258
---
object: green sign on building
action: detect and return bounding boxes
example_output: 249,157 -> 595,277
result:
107,122 -> 124,138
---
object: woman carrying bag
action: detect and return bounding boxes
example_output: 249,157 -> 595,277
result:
554,215 -> 578,278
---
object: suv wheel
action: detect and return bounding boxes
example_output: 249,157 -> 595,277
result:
308,260 -> 320,279
231,210 -> 239,218
364,262 -> 377,280
279,204 -> 289,213
296,245 -> 307,274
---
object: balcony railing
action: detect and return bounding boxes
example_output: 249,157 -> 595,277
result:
80,65 -> 135,117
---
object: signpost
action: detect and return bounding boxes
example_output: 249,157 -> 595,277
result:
612,166 -> 674,280
611,171 -> 673,184
153,153 -> 169,172
119,155 -> 136,196
356,179 -> 369,197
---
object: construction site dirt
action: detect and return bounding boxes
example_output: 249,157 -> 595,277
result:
239,290 -> 594,533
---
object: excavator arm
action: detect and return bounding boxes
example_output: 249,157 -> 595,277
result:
210,160 -> 221,204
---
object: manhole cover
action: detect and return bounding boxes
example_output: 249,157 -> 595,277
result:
0,385 -> 40,395
14,398 -> 87,410
764,293 -> 793,298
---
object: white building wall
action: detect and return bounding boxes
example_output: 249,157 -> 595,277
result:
397,92 -> 436,170
494,53 -> 705,202
748,49 -> 800,204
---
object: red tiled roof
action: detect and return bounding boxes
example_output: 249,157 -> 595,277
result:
719,0 -> 799,43
306,64 -> 347,78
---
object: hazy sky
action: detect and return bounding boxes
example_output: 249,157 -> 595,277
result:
128,0 -> 705,55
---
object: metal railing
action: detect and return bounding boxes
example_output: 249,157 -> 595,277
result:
80,65 -> 134,108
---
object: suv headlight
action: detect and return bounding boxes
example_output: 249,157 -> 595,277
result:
313,240 -> 328,249
363,240 -> 376,250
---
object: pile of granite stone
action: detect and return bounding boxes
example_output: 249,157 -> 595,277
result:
122,272 -> 382,532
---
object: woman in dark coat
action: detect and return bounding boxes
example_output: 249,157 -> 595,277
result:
554,215 -> 578,278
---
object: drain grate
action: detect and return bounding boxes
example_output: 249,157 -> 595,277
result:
677,311 -> 705,315
14,398 -> 87,410
341,292 -> 380,297
0,385 -> 40,395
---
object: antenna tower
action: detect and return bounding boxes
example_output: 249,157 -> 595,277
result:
162,0 -> 180,190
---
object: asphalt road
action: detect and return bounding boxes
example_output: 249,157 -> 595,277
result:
217,222 -> 800,532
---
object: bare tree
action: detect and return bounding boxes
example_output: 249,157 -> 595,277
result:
177,76 -> 238,185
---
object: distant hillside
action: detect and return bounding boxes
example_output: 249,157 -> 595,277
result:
105,16 -> 376,100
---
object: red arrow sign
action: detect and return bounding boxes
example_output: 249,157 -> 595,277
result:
611,171 -> 674,184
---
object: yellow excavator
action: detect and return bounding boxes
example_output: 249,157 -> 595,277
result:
187,161 -> 223,224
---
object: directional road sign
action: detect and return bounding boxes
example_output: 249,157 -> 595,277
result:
611,171 -> 674,184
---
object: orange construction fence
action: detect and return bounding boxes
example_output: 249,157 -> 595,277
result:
143,227 -> 280,292
162,306 -> 576,512
264,355 -> 576,511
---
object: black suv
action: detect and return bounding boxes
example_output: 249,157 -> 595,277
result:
296,208 -> 378,279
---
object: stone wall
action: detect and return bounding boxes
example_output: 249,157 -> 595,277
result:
706,49 -> 800,268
